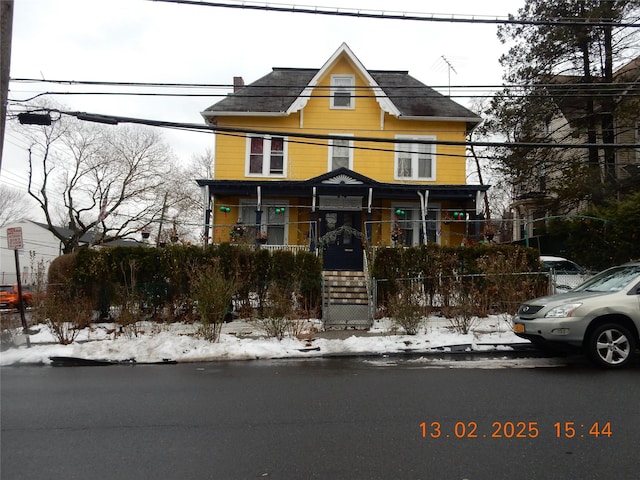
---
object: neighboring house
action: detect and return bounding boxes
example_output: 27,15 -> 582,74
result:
613,55 -> 640,187
511,55 -> 640,242
0,220 -> 70,285
0,220 -> 144,284
198,43 -> 488,272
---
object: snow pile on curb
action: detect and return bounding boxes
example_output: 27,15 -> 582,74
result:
0,316 -> 523,366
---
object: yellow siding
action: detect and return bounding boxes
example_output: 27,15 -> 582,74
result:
213,56 -> 469,186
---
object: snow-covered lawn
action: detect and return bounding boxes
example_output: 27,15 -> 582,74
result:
0,316 -> 525,366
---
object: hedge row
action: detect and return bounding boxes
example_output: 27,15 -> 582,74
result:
46,243 -> 545,322
370,244 -> 547,314
48,245 -> 322,321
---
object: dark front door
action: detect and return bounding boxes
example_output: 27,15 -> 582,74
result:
320,211 -> 363,271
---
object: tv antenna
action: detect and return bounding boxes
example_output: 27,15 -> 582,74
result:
441,56 -> 457,97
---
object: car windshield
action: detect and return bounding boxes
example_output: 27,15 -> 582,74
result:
0,285 -> 13,293
543,260 -> 582,274
573,265 -> 640,293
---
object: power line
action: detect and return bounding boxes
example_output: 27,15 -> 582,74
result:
149,0 -> 640,27
11,77 -> 640,91
41,109 -> 640,150
9,76 -> 640,104
9,90 -> 640,103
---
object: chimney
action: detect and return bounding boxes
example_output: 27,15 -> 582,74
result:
233,76 -> 244,92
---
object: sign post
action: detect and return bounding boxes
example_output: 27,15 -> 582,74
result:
6,227 -> 30,347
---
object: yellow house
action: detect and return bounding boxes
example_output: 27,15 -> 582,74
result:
198,43 -> 487,271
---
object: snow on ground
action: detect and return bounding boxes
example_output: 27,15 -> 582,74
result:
0,316 -> 525,366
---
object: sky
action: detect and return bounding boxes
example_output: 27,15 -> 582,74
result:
2,0 -> 523,193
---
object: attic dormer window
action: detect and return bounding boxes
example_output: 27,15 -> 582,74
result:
331,75 -> 355,109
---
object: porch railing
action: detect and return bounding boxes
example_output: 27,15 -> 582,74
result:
257,245 -> 310,254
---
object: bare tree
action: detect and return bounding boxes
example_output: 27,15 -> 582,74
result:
23,114 -> 176,253
158,148 -> 215,244
0,185 -> 34,227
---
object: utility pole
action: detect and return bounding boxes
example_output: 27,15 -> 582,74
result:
1,0 -> 15,171
156,192 -> 168,246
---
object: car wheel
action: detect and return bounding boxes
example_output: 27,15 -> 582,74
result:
587,323 -> 636,368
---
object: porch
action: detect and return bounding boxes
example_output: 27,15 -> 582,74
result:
197,168 -> 490,272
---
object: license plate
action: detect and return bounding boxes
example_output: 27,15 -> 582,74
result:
513,323 -> 525,333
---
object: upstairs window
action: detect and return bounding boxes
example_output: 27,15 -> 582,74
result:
331,75 -> 355,109
395,136 -> 436,181
247,136 -> 286,176
329,136 -> 353,171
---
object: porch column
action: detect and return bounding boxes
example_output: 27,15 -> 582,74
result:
255,185 -> 262,246
418,190 -> 429,244
310,186 -> 317,252
202,185 -> 211,246
366,187 -> 373,244
255,209 -> 263,245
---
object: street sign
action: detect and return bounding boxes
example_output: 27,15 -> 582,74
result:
6,227 -> 24,250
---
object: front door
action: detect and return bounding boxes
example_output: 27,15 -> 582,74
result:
319,211 -> 363,271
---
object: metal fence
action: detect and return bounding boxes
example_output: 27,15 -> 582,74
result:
373,271 -> 552,317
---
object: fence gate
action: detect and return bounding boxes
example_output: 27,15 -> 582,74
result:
322,270 -> 372,329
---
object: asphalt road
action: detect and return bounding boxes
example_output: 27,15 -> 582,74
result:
1,356 -> 639,480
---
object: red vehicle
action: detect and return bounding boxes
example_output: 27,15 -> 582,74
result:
0,284 -> 33,309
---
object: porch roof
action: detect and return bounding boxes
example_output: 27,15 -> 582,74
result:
196,168 -> 489,202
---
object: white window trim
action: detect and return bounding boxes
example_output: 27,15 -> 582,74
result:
327,134 -> 354,171
245,135 -> 288,178
394,135 -> 437,181
330,74 -> 355,110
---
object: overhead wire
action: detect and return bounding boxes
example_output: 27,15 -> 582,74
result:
30,108 -> 639,151
5,3 -> 638,169
149,0 -> 640,27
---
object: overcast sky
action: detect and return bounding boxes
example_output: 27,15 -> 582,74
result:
2,0 -> 523,190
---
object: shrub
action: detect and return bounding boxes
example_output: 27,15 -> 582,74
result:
387,280 -> 425,335
191,261 -> 236,342
40,254 -> 93,344
36,287 -> 93,345
444,290 -> 479,334
254,284 -> 296,340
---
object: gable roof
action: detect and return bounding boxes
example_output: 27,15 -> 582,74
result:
27,220 -> 143,247
201,43 -> 480,128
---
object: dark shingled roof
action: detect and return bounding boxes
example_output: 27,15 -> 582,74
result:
203,67 -> 480,123
369,70 -> 478,119
204,68 -> 318,114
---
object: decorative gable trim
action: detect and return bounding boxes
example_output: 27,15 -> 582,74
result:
287,43 -> 401,117
322,173 -> 363,185
303,167 -> 381,187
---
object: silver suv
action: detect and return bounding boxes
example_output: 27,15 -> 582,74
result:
513,261 -> 640,368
